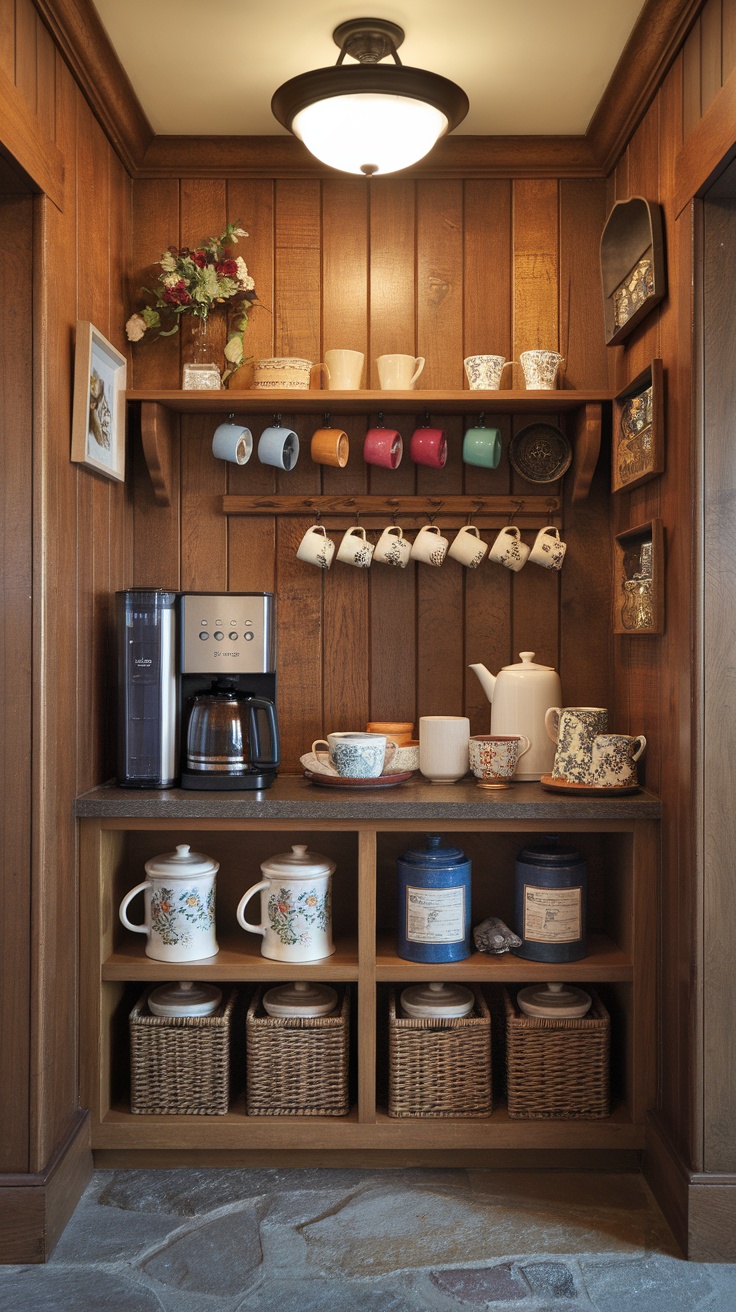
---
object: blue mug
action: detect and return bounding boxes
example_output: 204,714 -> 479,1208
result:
258,424 -> 299,470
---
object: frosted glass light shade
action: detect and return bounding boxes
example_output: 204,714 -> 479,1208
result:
292,93 -> 449,175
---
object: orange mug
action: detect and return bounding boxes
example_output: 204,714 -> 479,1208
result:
311,427 -> 349,468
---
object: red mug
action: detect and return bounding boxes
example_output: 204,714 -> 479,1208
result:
410,426 -> 447,469
364,427 -> 403,469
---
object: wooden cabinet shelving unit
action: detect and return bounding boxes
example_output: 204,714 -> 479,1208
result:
128,388 -> 614,509
78,781 -> 659,1167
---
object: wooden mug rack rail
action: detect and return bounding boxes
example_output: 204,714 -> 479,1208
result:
221,494 -> 561,530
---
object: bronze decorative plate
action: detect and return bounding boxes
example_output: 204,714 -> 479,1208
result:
508,423 -> 572,483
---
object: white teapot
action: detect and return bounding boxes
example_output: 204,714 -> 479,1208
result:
469,651 -> 562,780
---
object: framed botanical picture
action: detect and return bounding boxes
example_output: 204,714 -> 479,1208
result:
612,359 -> 664,494
71,321 -> 127,482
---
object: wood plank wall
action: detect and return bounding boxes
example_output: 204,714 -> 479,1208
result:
130,177 -> 611,771
0,0 -> 133,1173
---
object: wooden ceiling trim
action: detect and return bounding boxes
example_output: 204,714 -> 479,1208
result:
674,62 -> 736,211
588,0 -> 705,175
33,0 -> 153,174
0,61 -> 64,207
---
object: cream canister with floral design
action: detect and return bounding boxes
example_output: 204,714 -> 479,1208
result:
236,843 -> 335,962
118,844 -> 219,962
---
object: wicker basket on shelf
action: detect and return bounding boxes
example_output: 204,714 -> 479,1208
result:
503,986 -> 610,1119
245,985 -> 350,1116
388,986 -> 491,1118
129,986 -> 236,1116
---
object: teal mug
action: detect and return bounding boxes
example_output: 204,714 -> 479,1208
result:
463,425 -> 502,469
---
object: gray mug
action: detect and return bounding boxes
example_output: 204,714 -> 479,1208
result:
258,425 -> 300,471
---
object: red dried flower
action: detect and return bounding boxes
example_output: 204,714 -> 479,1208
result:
163,282 -> 192,306
191,249 -> 207,268
215,259 -> 238,278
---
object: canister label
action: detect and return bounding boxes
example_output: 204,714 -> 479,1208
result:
405,885 -> 465,943
523,884 -> 582,943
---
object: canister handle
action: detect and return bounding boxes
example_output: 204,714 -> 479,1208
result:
236,881 -> 270,937
545,707 -> 561,744
119,881 -> 151,935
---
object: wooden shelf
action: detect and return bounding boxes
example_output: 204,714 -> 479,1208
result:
375,932 -> 632,982
103,932 -> 359,981
130,391 -> 610,506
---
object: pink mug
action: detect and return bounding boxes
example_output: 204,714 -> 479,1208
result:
364,427 -> 403,469
410,426 -> 447,469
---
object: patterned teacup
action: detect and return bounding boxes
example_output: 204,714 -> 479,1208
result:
589,734 -> 646,787
546,706 -> 609,782
520,350 -> 564,390
469,735 -> 531,789
311,731 -> 398,778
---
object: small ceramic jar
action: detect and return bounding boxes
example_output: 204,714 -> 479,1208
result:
237,843 -> 335,962
396,834 -> 472,962
118,844 -> 219,962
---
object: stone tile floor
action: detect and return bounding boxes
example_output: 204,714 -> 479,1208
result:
2,1168 -> 736,1310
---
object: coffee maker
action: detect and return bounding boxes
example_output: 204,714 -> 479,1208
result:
179,593 -> 280,790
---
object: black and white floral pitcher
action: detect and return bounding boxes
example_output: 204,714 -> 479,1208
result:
237,843 -> 335,962
119,844 -> 219,962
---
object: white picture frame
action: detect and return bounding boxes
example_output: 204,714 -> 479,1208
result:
71,321 -> 127,482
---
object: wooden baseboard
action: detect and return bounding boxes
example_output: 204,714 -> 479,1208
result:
0,1112 -> 92,1264
93,1146 -> 641,1171
645,1112 -> 736,1261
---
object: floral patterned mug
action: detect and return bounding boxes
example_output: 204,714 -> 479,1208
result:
118,844 -> 219,962
236,843 -> 335,962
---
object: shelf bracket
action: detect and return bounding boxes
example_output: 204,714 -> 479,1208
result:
140,402 -> 175,507
571,403 -> 602,504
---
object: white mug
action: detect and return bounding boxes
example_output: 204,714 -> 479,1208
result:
463,355 -> 514,390
519,350 -> 564,390
448,524 -> 489,568
530,525 -> 567,570
212,421 -> 253,465
374,524 -> 412,568
296,523 -> 335,569
489,525 -> 530,572
325,349 -> 365,390
337,525 -> 374,568
419,716 -> 470,784
311,731 -> 398,778
410,524 -> 448,566
376,353 -> 425,390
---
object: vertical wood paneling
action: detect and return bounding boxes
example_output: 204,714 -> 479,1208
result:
35,12 -> 55,141
560,179 -> 609,391
368,180 -> 416,385
0,0 -> 14,83
13,0 -> 36,114
512,178 -> 559,387
700,0 -> 723,113
723,0 -> 736,79
0,192 -> 33,1172
683,18 -> 702,137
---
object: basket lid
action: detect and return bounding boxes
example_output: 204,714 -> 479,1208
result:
145,843 -> 219,879
260,844 -> 335,879
400,981 -> 474,1018
517,982 -> 591,1018
262,980 -> 338,1017
148,981 -> 223,1017
400,833 -> 468,867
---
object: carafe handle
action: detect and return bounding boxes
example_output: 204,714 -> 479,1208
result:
119,881 -> 151,935
545,707 -> 562,744
236,881 -> 270,937
247,696 -> 281,769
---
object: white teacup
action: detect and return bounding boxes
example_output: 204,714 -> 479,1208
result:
325,349 -> 365,390
376,353 -> 425,390
530,525 -> 567,570
519,350 -> 564,390
419,716 -> 470,784
589,734 -> 646,787
311,731 -> 398,778
469,734 -> 531,788
489,526 -> 530,572
337,525 -> 374,568
212,421 -> 253,465
410,524 -> 448,566
374,524 -> 412,568
463,355 -> 514,390
448,524 -> 489,568
296,523 -> 335,570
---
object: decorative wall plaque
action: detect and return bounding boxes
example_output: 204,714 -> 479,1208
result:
612,360 -> 664,494
600,198 -> 666,346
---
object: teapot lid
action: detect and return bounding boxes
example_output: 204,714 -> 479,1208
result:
148,980 -> 222,1017
501,651 -> 555,672
262,980 -> 338,1017
517,982 -> 591,1018
400,833 -> 468,867
400,981 -> 475,1018
145,844 -> 219,879
261,843 -> 336,879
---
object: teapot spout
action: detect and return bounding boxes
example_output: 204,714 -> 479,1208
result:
469,663 -> 497,703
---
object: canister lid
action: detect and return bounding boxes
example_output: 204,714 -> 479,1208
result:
400,833 -> 468,867
400,981 -> 475,1018
260,844 -> 336,879
517,835 -> 584,866
148,981 -> 223,1017
262,980 -> 338,1017
517,982 -> 591,1018
145,844 -> 219,879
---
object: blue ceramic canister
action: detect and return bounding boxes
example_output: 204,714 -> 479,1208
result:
513,834 -> 587,963
397,834 -> 472,962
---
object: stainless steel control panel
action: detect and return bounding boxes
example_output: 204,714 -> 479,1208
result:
180,593 -> 275,674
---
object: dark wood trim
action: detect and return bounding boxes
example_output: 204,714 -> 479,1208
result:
644,1112 -> 690,1256
675,61 -> 736,213
33,0 -> 153,174
0,61 -> 64,208
645,1112 -> 736,1260
588,0 -> 705,176
0,1111 -> 91,1264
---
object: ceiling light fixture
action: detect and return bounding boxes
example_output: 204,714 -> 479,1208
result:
271,18 -> 469,177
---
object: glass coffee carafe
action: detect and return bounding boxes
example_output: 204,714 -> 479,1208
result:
185,678 -> 279,779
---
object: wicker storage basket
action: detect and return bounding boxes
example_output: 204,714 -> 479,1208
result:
129,986 -> 236,1115
503,986 -> 610,1119
245,986 -> 350,1116
388,986 -> 491,1118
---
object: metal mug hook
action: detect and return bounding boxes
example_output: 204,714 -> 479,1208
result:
323,412 -> 331,428
273,413 -> 282,428
427,498 -> 443,525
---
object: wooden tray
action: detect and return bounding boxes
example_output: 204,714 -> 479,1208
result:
540,774 -> 640,796
304,770 -> 415,789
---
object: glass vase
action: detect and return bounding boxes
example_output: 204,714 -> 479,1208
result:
182,316 -> 221,390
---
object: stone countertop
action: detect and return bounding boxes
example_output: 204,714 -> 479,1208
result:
75,776 -> 662,821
